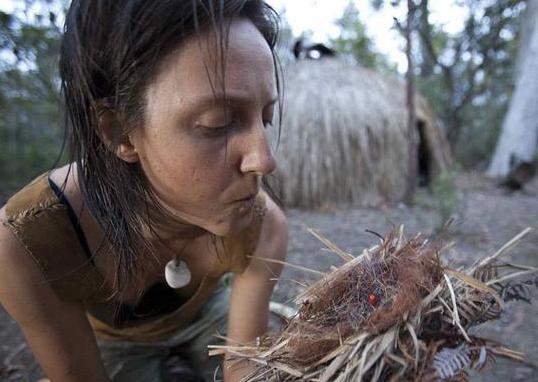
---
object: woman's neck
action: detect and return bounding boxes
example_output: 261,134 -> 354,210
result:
142,202 -> 207,244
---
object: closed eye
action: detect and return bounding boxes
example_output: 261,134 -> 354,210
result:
197,120 -> 238,137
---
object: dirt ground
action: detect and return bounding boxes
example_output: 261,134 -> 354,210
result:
1,171 -> 538,381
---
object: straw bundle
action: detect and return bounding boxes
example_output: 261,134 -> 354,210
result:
211,227 -> 537,381
271,59 -> 451,209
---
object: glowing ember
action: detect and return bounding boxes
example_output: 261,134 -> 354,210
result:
368,293 -> 379,306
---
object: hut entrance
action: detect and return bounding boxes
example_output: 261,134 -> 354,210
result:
417,120 -> 431,187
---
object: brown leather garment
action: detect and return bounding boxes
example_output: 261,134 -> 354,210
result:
2,173 -> 266,342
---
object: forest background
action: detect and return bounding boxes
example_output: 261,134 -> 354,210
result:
0,0 -> 535,203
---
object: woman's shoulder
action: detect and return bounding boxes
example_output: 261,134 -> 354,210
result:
1,171 -> 70,257
0,172 -> 61,269
0,205 -> 46,305
2,172 -> 57,222
0,170 -> 107,303
0,204 -> 20,250
0,185 -> 36,289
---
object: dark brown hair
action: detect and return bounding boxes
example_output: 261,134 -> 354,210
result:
59,0 -> 281,294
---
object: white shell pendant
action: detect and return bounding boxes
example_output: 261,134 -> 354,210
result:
164,258 -> 191,289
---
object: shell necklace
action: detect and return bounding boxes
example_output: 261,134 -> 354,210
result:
164,239 -> 192,289
165,257 -> 192,288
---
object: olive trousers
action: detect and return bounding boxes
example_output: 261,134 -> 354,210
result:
98,277 -> 231,382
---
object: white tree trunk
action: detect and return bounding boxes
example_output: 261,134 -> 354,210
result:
487,0 -> 538,177
515,0 -> 538,78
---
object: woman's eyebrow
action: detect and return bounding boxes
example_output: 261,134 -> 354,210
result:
188,92 -> 278,111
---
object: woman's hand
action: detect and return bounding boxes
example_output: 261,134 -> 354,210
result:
223,196 -> 288,382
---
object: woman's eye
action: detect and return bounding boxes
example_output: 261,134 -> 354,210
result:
263,119 -> 274,128
198,121 -> 237,137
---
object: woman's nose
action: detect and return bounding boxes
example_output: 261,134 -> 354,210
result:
238,122 -> 277,176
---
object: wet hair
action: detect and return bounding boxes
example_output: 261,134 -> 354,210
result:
59,0 -> 281,295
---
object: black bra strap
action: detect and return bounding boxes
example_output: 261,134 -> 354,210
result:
48,177 -> 95,265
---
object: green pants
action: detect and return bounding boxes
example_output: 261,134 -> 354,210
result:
97,278 -> 230,382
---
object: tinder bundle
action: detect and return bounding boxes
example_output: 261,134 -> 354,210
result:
211,226 -> 537,381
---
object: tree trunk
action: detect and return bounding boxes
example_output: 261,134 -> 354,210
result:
487,0 -> 538,177
404,0 -> 418,203
515,0 -> 538,79
417,0 -> 434,76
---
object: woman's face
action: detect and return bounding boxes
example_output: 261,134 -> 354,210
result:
130,18 -> 277,236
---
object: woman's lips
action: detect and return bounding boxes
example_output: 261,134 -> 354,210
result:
235,194 -> 256,202
233,193 -> 257,209
232,189 -> 258,203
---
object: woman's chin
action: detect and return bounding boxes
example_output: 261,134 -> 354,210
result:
208,207 -> 256,237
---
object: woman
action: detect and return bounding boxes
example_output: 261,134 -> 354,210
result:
0,1 -> 288,381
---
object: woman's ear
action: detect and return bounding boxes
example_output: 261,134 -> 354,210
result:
97,108 -> 140,163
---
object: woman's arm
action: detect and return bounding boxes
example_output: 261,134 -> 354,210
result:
223,196 -> 288,382
0,208 -> 110,382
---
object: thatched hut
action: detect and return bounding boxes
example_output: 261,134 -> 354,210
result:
271,58 -> 451,209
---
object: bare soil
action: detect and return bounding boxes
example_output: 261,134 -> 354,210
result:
1,172 -> 538,381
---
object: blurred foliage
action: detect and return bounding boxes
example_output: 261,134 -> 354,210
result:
331,2 -> 397,72
369,0 -> 525,169
0,0 -> 529,202
432,166 -> 460,231
455,93 -> 510,168
0,0 -> 67,201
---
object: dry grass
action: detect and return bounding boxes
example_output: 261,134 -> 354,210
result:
270,58 -> 451,209
210,227 -> 537,381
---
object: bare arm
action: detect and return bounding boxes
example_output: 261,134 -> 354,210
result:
223,197 -> 288,382
0,208 -> 109,382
